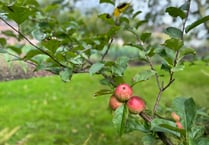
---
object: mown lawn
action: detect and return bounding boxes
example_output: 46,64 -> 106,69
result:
0,62 -> 208,145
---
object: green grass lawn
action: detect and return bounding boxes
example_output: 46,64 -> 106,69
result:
0,62 -> 209,145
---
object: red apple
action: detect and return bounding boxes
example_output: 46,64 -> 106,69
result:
171,112 -> 180,122
114,84 -> 133,101
176,121 -> 183,129
109,95 -> 122,110
127,96 -> 145,114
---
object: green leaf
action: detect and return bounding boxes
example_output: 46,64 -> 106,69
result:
161,63 -> 172,72
59,68 -> 73,82
7,45 -> 23,54
166,7 -> 186,19
94,89 -> 113,97
142,135 -> 156,145
3,5 -> 36,25
151,118 -> 181,137
172,97 -> 197,132
24,49 -> 42,60
171,65 -> 184,72
133,70 -> 156,83
181,47 -> 196,55
186,15 -> 209,33
2,30 -> 17,38
184,98 -> 196,131
191,126 -> 205,139
120,17 -> 129,24
0,38 -> 6,47
31,29 -> 46,41
125,114 -> 149,133
112,56 -> 129,76
89,62 -> 104,75
138,50 -> 147,61
132,10 -> 142,19
140,32 -> 151,42
163,38 -> 183,51
99,0 -> 114,5
164,27 -> 183,39
41,39 -> 61,53
0,48 -> 7,53
113,104 -> 129,136
136,20 -> 147,29
196,137 -> 209,145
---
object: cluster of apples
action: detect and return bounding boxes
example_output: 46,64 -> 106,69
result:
109,83 -> 145,114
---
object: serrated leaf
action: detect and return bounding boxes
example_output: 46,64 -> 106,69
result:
186,15 -> 209,33
113,104 -> 128,136
164,27 -> 183,39
59,68 -> 73,82
94,89 -> 113,97
89,62 -> 104,75
166,7 -> 186,19
163,38 -> 183,51
133,70 -> 156,83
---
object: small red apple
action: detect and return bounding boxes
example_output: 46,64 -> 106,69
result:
176,121 -> 183,129
171,112 -> 180,122
127,96 -> 145,114
114,84 -> 133,101
109,95 -> 122,110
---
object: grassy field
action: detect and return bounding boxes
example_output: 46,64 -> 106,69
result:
0,62 -> 209,145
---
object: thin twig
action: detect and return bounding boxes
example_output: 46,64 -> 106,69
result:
101,38 -> 113,61
0,18 -> 66,68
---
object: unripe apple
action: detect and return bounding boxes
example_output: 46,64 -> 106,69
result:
109,95 -> 122,110
127,96 -> 145,114
114,84 -> 133,101
171,112 -> 180,122
176,121 -> 183,129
